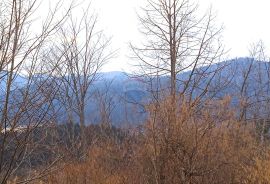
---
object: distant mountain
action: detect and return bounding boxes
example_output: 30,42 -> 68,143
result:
87,57 -> 270,124
0,71 -> 27,91
2,57 -> 270,125
98,71 -> 128,80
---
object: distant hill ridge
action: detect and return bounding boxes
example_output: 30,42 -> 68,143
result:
1,57 -> 269,125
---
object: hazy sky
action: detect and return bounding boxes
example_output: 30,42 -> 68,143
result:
86,0 -> 270,71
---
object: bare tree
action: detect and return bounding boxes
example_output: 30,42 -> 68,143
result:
234,42 -> 270,143
94,80 -> 116,128
131,0 -> 224,101
46,6 -> 114,154
130,1 -> 225,183
0,0 -> 74,182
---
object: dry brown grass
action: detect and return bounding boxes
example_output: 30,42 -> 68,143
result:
11,96 -> 270,184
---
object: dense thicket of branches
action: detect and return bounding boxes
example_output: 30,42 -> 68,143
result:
11,96 -> 270,184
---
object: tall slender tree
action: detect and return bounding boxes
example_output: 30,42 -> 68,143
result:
0,0 -> 73,183
131,1 -> 224,183
46,6 -> 114,153
131,0 -> 224,102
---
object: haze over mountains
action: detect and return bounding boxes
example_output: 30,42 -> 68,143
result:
1,57 -> 269,125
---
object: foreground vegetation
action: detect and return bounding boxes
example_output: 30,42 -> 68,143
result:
5,96 -> 270,184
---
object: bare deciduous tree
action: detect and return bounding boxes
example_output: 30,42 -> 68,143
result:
0,0 -> 74,182
46,6 -> 114,154
131,0 -> 224,101
130,1 -> 225,183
